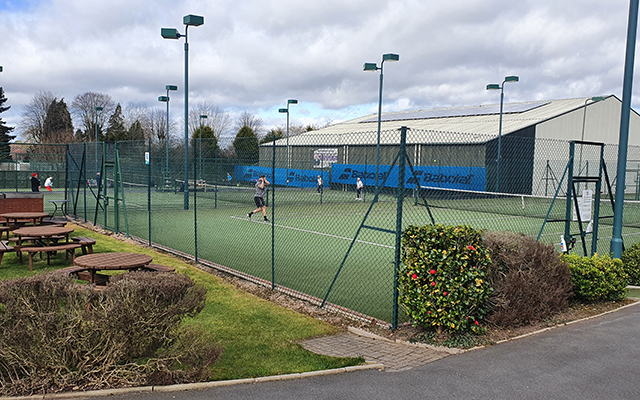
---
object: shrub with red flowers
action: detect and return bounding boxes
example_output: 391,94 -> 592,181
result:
398,224 -> 492,334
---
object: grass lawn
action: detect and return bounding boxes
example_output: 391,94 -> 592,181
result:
0,223 -> 364,381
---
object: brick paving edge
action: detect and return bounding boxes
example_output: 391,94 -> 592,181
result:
0,364 -> 385,400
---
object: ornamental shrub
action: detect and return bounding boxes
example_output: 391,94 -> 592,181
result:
482,231 -> 573,328
563,253 -> 629,302
398,224 -> 492,335
0,272 -> 221,397
621,241 -> 640,285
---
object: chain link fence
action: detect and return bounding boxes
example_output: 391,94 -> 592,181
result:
3,128 -> 640,326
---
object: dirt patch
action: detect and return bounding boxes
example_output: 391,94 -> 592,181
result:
70,219 -> 640,346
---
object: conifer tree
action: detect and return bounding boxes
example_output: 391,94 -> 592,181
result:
0,87 -> 16,160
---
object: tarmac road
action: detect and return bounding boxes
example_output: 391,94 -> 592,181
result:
88,302 -> 640,400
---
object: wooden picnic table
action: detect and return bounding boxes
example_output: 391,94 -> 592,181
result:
73,252 -> 153,284
1,212 -> 50,227
12,225 -> 75,264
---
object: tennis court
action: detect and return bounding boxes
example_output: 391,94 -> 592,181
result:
77,181 -> 640,323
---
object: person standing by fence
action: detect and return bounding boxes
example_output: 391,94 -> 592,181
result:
31,173 -> 40,192
247,174 -> 270,223
317,175 -> 323,194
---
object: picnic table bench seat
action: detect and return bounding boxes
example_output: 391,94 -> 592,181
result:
71,236 -> 96,255
76,270 -> 109,285
0,240 -> 15,265
23,243 -> 82,271
140,263 -> 175,273
0,225 -> 10,240
55,265 -> 87,276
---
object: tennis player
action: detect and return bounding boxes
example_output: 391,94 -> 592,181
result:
247,174 -> 270,223
356,177 -> 363,200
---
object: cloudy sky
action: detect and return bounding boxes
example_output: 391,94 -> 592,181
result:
0,0 -> 637,140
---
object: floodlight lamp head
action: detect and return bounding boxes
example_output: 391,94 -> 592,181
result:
486,84 -> 500,90
183,14 -> 204,27
591,96 -> 607,102
166,85 -> 178,91
382,53 -> 400,62
288,99 -> 298,104
0,66 -> 3,73
158,96 -> 169,102
95,106 -> 103,111
363,63 -> 378,71
504,75 -> 519,83
161,28 -> 181,39
278,108 -> 288,113
199,115 -> 207,119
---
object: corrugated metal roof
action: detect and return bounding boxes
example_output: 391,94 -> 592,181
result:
267,96 -> 614,147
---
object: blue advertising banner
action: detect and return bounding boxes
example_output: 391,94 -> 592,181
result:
235,166 -> 330,188
331,164 -> 486,191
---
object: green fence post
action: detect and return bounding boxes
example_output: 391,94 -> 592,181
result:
194,137 -> 198,263
271,133 -> 276,290
148,139 -> 152,247
393,126 -> 408,329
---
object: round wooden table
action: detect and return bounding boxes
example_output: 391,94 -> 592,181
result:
74,252 -> 153,283
1,212 -> 50,226
12,225 -> 75,263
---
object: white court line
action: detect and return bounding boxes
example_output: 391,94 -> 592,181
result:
230,215 -> 394,249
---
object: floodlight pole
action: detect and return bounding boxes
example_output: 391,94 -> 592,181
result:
161,14 -> 204,210
612,0 -> 639,258
199,115 -> 207,182
164,85 -> 177,185
364,54 -> 399,190
94,106 -> 103,176
486,76 -> 518,193
279,99 -> 297,185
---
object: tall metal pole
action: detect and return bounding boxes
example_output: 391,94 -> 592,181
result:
496,86 -> 504,193
183,25 -> 190,210
612,0 -> 639,258
166,88 -> 170,184
286,107 -> 290,184
375,65 -> 384,190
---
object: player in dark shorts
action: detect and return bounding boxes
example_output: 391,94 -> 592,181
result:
247,174 -> 270,222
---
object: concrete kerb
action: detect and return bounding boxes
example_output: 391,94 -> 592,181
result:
0,364 -> 384,400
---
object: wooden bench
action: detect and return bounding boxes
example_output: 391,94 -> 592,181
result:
23,243 -> 82,271
71,236 -> 96,255
140,263 -> 175,273
0,240 -> 15,265
55,265 -> 87,276
76,270 -> 110,285
0,225 -> 10,240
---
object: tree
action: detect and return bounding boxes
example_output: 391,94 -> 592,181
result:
42,98 -> 74,144
20,90 -> 56,143
128,120 -> 145,141
70,92 -> 114,142
232,125 -> 259,163
122,102 -> 150,139
188,102 -> 232,140
259,128 -> 284,144
105,104 -> 127,141
193,125 -> 221,158
0,87 -> 16,160
234,111 -> 263,138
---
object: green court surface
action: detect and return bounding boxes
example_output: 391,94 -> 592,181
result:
79,185 -> 640,323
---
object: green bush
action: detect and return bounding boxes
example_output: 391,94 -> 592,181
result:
621,241 -> 640,285
563,253 -> 629,302
482,231 -> 573,328
398,224 -> 492,335
0,272 -> 222,397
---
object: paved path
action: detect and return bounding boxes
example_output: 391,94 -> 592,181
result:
301,327 -> 452,371
37,302 -> 640,400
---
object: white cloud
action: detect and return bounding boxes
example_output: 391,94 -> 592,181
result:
0,0 -> 638,139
